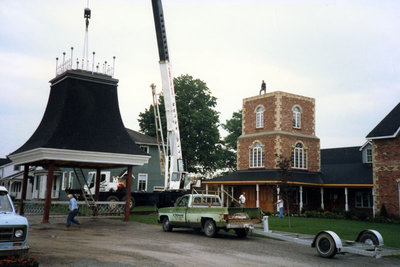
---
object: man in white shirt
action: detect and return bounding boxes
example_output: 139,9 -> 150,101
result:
277,195 -> 284,218
239,192 -> 246,208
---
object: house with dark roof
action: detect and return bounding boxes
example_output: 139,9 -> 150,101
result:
320,146 -> 373,213
203,91 -> 374,215
366,102 -> 400,216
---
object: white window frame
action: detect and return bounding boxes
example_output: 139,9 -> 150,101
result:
137,173 -> 148,191
61,172 -> 68,190
291,143 -> 308,169
366,148 -> 372,163
256,107 -> 264,128
249,142 -> 265,168
355,191 -> 373,208
292,106 -> 301,129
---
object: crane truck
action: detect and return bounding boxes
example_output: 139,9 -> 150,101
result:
151,0 -> 192,191
74,0 -> 194,210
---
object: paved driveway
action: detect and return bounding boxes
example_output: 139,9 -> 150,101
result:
27,216 -> 400,266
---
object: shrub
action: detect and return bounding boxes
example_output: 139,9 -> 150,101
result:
380,204 -> 388,218
356,211 -> 368,221
0,256 -> 39,266
304,210 -> 318,218
332,208 -> 341,214
373,215 -> 388,223
344,210 -> 354,220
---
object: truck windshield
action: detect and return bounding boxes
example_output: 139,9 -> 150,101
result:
171,172 -> 180,182
0,192 -> 13,213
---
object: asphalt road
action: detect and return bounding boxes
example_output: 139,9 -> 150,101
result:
27,216 -> 400,267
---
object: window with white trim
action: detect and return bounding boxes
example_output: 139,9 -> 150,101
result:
11,182 -> 21,193
256,107 -> 264,128
138,173 -> 148,191
291,143 -> 307,169
68,171 -> 75,189
366,149 -> 372,163
13,165 -> 21,171
355,191 -> 373,208
249,142 -> 265,168
292,106 -> 301,129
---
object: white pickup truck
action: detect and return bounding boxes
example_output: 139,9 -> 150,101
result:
0,186 -> 29,256
158,194 -> 259,238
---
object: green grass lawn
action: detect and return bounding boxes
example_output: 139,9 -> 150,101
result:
268,216 -> 400,248
129,206 -> 158,224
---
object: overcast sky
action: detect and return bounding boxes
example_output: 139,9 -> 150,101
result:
1,0 -> 399,158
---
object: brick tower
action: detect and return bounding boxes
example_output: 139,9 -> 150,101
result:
237,91 -> 320,172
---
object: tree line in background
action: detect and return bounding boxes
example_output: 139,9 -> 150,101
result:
138,74 -> 242,177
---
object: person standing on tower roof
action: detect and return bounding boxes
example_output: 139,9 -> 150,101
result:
260,80 -> 266,95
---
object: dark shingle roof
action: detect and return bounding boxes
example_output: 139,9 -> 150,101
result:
320,147 -> 372,184
207,146 -> 372,186
366,102 -> 400,139
10,70 -> 146,157
0,158 -> 11,167
126,129 -> 157,145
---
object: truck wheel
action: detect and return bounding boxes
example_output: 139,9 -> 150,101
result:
162,217 -> 173,232
122,196 -> 135,211
106,196 -> 119,210
315,233 -> 337,258
203,219 -> 218,238
358,232 -> 379,246
235,228 -> 249,238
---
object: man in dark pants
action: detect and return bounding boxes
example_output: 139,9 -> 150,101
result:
66,194 -> 82,230
260,80 -> 266,95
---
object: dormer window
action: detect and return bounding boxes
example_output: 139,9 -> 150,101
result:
256,106 -> 264,128
249,142 -> 265,168
292,106 -> 301,129
291,142 -> 307,169
366,148 -> 372,163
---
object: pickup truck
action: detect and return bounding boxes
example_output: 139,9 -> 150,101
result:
158,194 -> 258,238
0,186 -> 29,256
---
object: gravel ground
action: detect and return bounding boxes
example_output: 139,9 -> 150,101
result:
26,215 -> 400,267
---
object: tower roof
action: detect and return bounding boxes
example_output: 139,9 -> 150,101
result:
9,70 -> 149,168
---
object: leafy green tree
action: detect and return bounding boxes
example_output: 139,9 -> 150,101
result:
219,110 -> 242,171
138,74 -> 222,175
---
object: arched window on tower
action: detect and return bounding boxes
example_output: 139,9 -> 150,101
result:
291,143 -> 307,169
256,106 -> 264,128
249,142 -> 265,168
292,106 -> 301,129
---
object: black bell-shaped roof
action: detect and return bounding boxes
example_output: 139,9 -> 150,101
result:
9,70 -> 149,168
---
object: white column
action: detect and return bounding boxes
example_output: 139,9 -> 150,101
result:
276,185 -> 280,211
320,187 -> 324,210
372,187 -> 376,218
345,187 -> 349,211
299,186 -> 303,212
256,184 -> 260,208
221,184 -> 224,206
226,186 -> 229,207
231,187 -> 234,203
205,184 -> 209,194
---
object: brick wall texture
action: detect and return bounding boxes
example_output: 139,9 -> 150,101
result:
238,91 -> 320,172
372,134 -> 400,216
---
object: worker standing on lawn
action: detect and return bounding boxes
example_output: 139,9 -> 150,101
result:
239,192 -> 246,208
